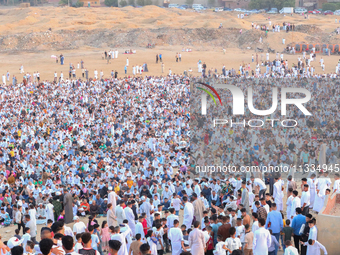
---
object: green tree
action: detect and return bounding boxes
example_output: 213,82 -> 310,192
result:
144,0 -> 152,5
136,0 -> 143,5
75,0 -> 83,6
119,0 -> 127,5
59,0 -> 68,5
185,0 -> 193,5
104,0 -> 118,6
249,0 -> 294,10
322,2 -> 340,11
128,0 -> 134,5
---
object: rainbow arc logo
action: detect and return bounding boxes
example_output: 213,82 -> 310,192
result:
196,82 -> 223,106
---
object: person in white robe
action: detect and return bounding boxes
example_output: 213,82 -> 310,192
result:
108,188 -> 119,215
307,174 -> 317,209
111,224 -> 131,255
126,58 -> 129,67
286,189 -> 294,220
28,206 -> 37,229
135,216 -> 146,242
166,209 -> 179,231
115,201 -> 126,225
290,191 -> 301,220
115,50 -> 118,59
188,221 -> 205,255
253,219 -> 271,255
124,202 -> 136,236
139,196 -> 152,228
168,220 -> 185,255
273,178 -> 284,211
314,188 -> 331,213
46,200 -> 54,222
182,197 -> 194,230
301,240 -> 327,255
314,173 -> 331,213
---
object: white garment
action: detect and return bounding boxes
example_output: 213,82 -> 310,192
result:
135,222 -> 145,241
273,181 -> 283,211
124,206 -> 136,235
253,227 -> 271,255
290,197 -> 301,219
108,191 -> 118,213
111,225 -> 131,255
213,241 -> 225,255
73,221 -> 86,234
183,202 -> 194,230
305,240 -> 327,255
284,246 -> 299,255
301,191 -> 311,207
46,203 -> 54,222
286,195 -> 293,220
168,227 -> 183,255
115,205 -> 126,225
224,237 -> 242,255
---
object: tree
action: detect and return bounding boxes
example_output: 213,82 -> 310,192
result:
322,2 -> 340,11
128,0 -> 134,5
136,0 -> 143,5
75,0 -> 83,6
119,0 -> 127,5
59,0 -> 68,5
104,0 -> 118,6
144,0 -> 152,5
185,0 -> 193,5
249,0 -> 294,10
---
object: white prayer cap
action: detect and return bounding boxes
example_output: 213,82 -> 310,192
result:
73,216 -> 79,220
7,237 -> 24,249
56,191 -> 61,195
108,187 -> 113,190
141,196 -> 146,201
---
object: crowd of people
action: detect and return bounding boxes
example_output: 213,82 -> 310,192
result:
0,53 -> 338,255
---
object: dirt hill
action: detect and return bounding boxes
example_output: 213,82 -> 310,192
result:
0,6 -> 339,53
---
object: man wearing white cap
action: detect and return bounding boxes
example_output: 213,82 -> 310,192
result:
7,237 -> 24,249
73,216 -> 86,235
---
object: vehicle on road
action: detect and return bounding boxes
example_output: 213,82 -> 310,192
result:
324,10 -> 334,15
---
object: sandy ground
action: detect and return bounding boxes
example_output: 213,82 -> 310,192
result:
1,47 -> 340,80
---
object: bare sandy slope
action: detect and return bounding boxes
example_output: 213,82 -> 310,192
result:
0,6 -> 338,34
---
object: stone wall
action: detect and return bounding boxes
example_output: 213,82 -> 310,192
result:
316,193 -> 340,255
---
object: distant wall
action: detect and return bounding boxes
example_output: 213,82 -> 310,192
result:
316,193 -> 340,255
